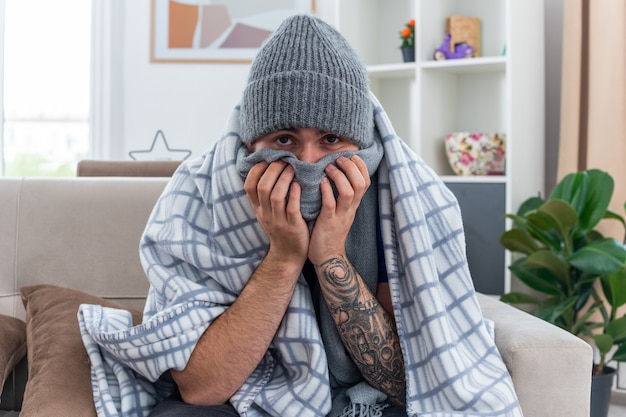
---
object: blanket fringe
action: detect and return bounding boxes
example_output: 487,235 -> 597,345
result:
338,402 -> 390,417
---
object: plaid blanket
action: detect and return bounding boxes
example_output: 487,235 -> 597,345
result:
78,94 -> 523,417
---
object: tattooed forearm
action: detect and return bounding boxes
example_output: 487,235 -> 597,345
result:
317,255 -> 406,407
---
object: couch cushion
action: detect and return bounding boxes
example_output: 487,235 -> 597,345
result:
19,285 -> 142,417
0,178 -> 167,319
0,315 -> 26,395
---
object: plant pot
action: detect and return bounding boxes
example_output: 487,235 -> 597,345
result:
401,46 -> 415,63
591,366 -> 616,417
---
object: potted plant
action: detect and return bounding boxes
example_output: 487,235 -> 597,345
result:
399,19 -> 415,62
498,169 -> 626,417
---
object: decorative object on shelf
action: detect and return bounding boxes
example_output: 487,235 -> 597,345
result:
401,46 -> 415,63
398,19 -> 415,62
128,130 -> 192,161
433,16 -> 480,60
498,169 -> 626,417
444,132 -> 505,176
433,34 -> 474,60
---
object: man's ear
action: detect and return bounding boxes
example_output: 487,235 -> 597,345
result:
246,143 -> 254,152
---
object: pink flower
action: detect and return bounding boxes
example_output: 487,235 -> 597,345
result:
460,151 -> 475,166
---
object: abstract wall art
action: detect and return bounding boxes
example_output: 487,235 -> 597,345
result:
151,0 -> 315,63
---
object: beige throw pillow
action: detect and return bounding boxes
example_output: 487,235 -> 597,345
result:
19,284 -> 142,417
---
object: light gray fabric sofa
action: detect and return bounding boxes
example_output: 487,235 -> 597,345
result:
0,177 -> 593,416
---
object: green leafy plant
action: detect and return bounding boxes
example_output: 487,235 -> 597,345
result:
499,169 -> 626,375
399,19 -> 415,48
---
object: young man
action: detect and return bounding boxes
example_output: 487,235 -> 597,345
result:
79,14 -> 523,417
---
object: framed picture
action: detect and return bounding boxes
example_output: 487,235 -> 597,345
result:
151,0 -> 315,63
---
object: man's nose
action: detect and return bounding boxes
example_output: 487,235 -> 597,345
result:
298,145 -> 321,163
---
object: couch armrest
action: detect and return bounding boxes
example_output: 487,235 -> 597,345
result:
477,293 -> 593,417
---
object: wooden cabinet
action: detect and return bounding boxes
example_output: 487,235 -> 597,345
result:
331,0 -> 545,294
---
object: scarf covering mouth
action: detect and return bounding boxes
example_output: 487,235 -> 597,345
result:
235,137 -> 383,221
77,93 -> 524,417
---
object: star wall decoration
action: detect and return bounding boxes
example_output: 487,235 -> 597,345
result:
128,130 -> 192,161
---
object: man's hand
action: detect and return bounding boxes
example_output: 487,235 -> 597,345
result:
244,160 -> 309,265
308,155 -> 371,265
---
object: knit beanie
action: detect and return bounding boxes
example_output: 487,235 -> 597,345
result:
239,14 -> 373,148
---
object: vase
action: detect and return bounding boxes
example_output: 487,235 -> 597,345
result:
401,46 -> 415,63
444,132 -> 506,176
591,366 -> 616,417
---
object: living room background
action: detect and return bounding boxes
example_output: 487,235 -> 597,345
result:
0,0 -> 562,193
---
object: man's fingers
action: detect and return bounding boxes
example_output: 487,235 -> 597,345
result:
319,176 -> 336,212
254,161 -> 287,213
286,181 -> 302,220
337,155 -> 370,192
269,165 -> 295,215
244,161 -> 269,207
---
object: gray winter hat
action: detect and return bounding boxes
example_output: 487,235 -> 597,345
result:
239,14 -> 373,148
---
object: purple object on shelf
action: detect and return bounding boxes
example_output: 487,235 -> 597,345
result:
433,33 -> 475,60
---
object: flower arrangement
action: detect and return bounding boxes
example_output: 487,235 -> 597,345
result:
399,19 -> 415,48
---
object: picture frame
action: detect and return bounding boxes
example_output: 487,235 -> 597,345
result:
151,0 -> 315,63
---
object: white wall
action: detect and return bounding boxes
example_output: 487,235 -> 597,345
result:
105,0 -> 249,160
103,0 -> 334,161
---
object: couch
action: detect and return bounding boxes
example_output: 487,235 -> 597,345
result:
0,177 -> 593,416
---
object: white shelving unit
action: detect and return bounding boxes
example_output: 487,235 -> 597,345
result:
332,0 -> 545,294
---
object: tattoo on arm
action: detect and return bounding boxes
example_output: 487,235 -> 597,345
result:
318,255 -> 406,407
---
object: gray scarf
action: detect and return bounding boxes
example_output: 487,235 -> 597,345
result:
235,132 -> 384,221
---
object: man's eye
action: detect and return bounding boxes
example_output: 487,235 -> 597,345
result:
275,136 -> 292,145
324,135 -> 341,144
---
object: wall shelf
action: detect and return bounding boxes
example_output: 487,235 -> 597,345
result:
442,175 -> 507,184
367,63 -> 416,79
420,56 -> 506,73
335,0 -> 545,295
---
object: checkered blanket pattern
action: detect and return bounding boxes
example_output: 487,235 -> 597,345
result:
78,94 -> 523,417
